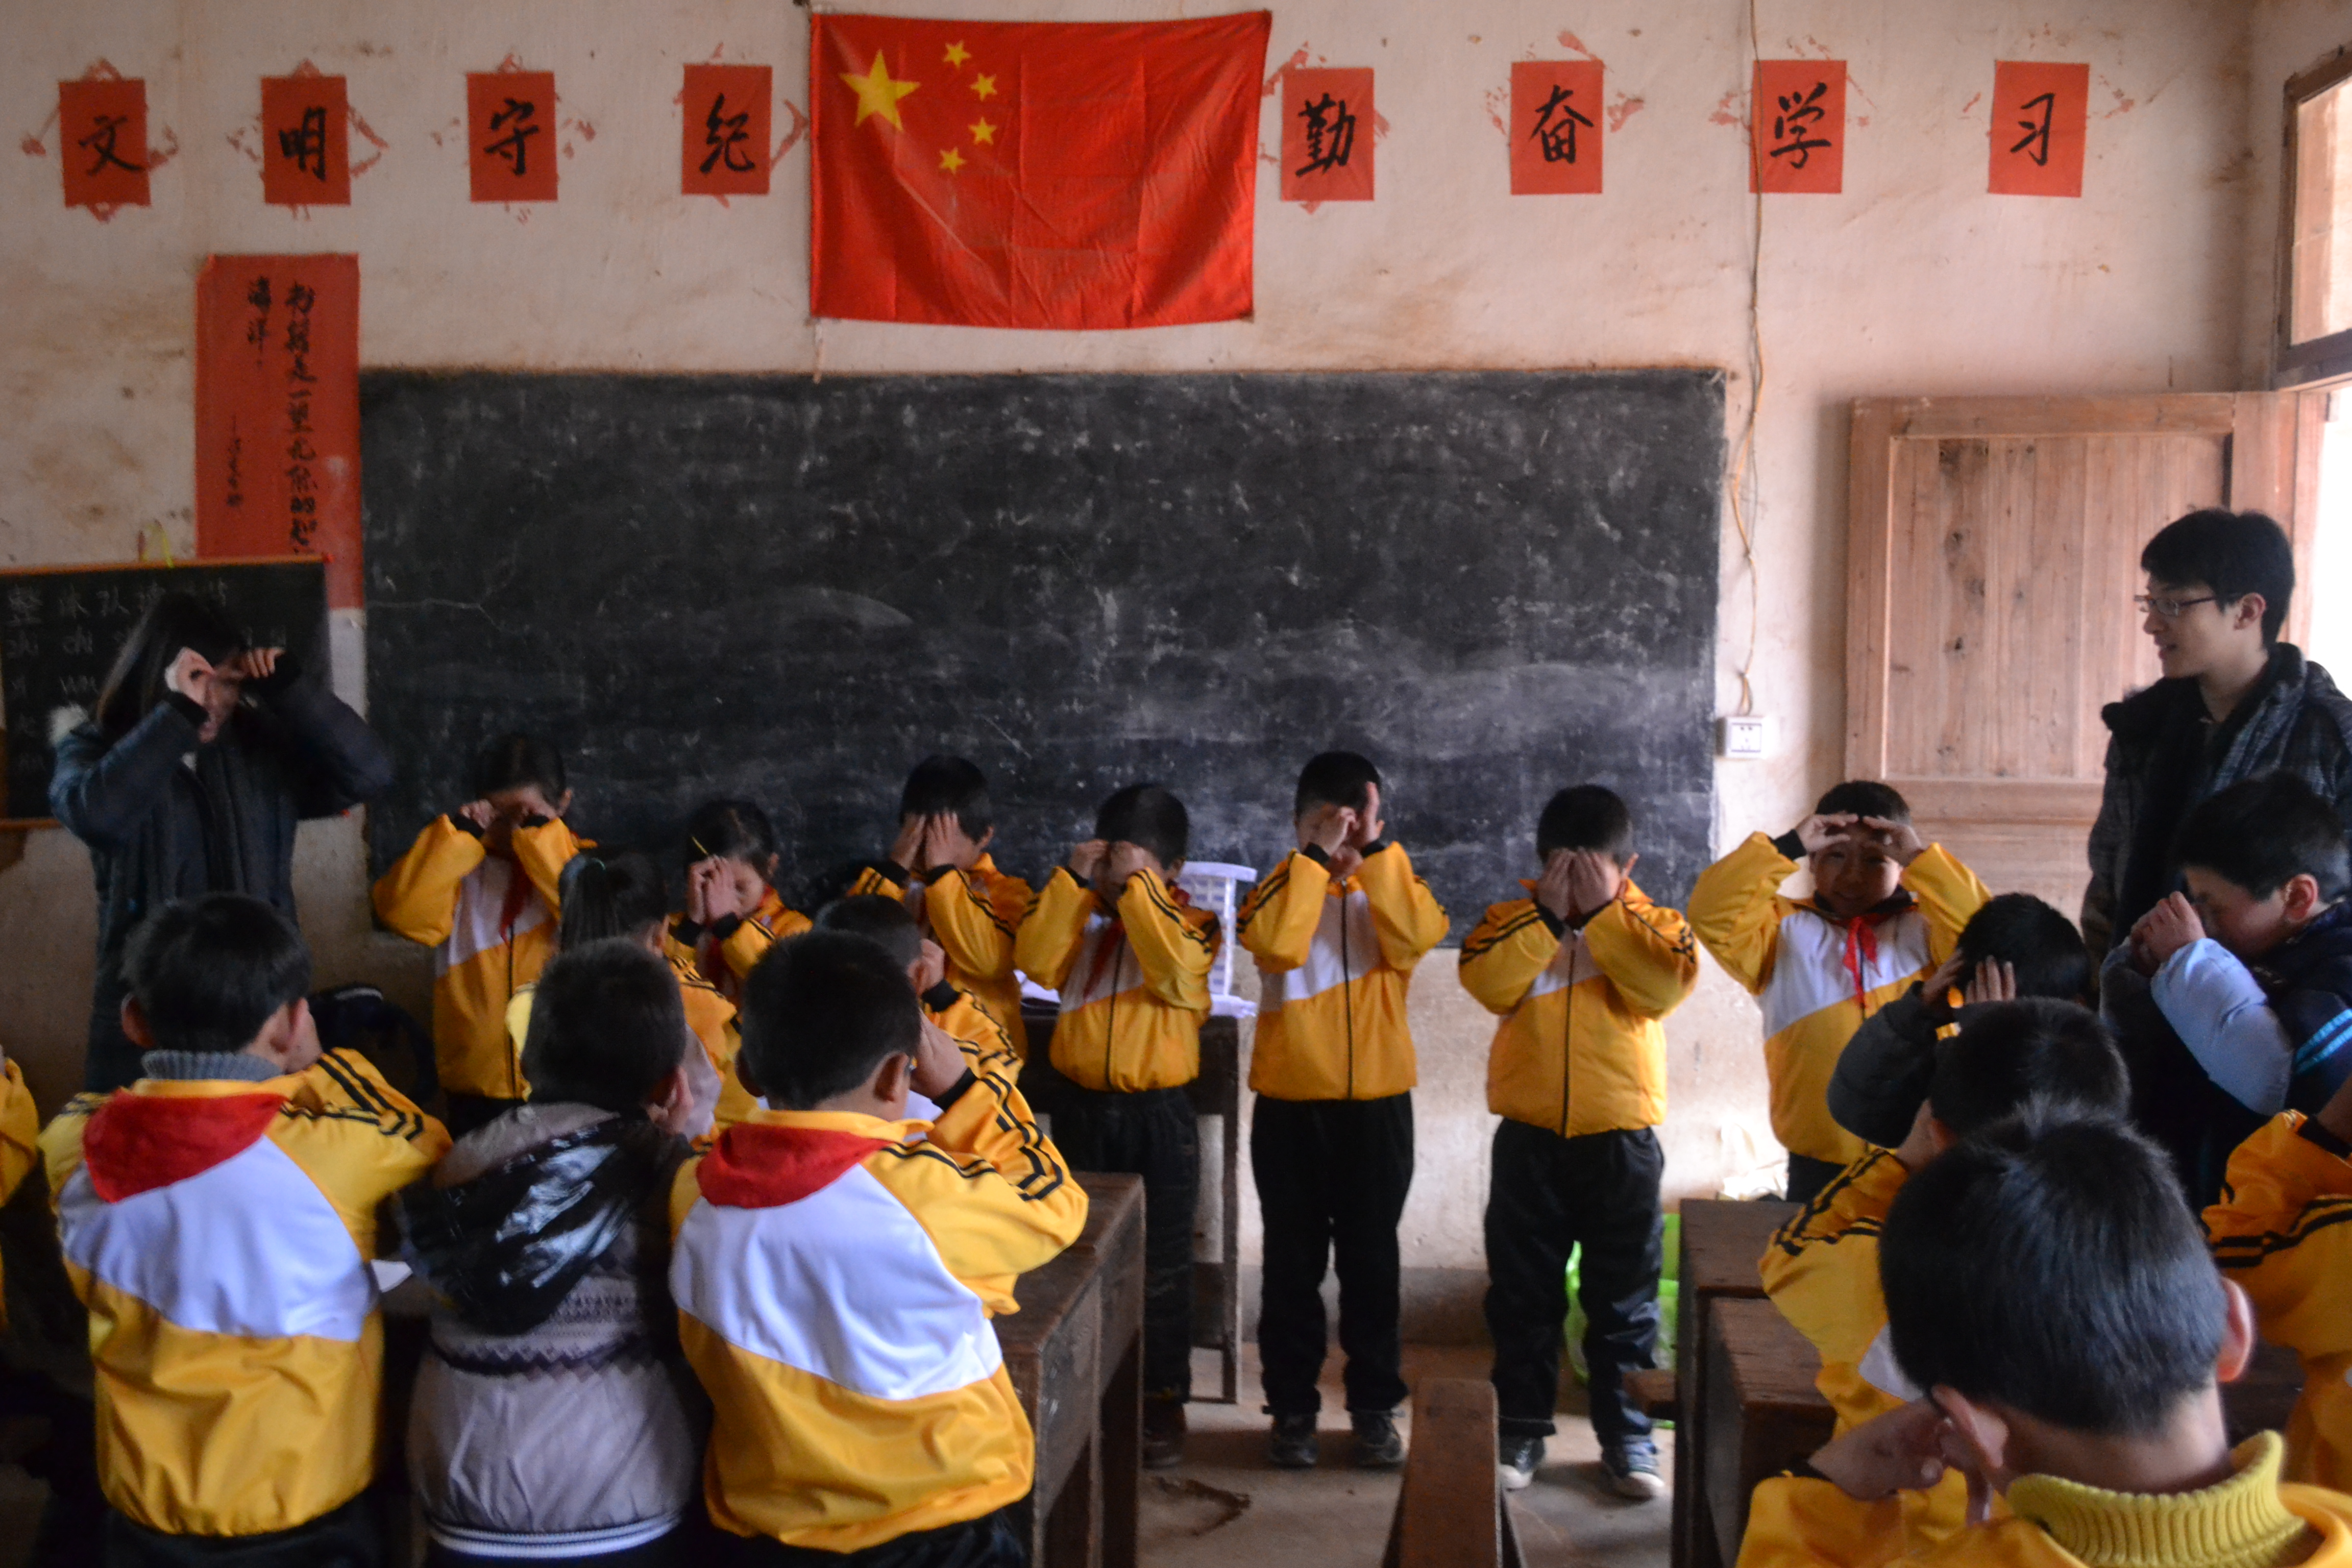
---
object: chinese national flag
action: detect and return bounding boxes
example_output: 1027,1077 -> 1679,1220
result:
811,11 -> 1270,330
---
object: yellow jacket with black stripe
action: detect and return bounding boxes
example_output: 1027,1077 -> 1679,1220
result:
1459,881 -> 1697,1137
505,955 -> 757,1131
1688,834 -> 1988,1166
39,1050 -> 447,1538
1237,843 -> 1449,1102
2207,1111 -> 2352,1490
851,855 -> 1034,1060
668,886 -> 813,1002
668,1064 -> 1086,1551
1014,867 -> 1219,1093
372,815 -> 585,1099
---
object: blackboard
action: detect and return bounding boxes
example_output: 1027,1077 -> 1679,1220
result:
361,371 -> 1722,936
1,559 -> 329,823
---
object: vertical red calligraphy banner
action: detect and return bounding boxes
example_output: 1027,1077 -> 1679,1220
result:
1281,67 -> 1373,202
59,78 -> 151,209
683,64 -> 773,197
194,256 -> 362,609
262,74 -> 350,206
1510,60 -> 1603,194
468,70 -> 558,202
1751,60 -> 1845,194
1989,61 -> 2088,197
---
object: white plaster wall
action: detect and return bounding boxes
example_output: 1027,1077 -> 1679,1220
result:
0,1 -> 2256,1233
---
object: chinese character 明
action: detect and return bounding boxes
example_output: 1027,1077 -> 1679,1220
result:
2011,91 -> 2055,167
701,92 -> 756,176
1295,92 -> 1357,179
485,98 -> 541,176
277,105 -> 329,183
1529,83 -> 1594,165
1769,80 -> 1832,168
77,114 -> 144,177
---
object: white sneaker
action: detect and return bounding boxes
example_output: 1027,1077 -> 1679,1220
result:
1603,1440 -> 1667,1500
1498,1434 -> 1544,1491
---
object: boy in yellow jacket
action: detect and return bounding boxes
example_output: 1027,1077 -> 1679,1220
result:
1015,782 -> 1218,1465
372,732 -> 584,1134
1738,1112 -> 2352,1568
42,893 -> 447,1563
669,930 -> 1086,1562
1237,752 -> 1448,1470
1460,786 -> 1698,1499
1690,781 -> 1989,1204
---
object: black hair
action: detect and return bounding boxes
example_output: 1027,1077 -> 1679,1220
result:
1294,751 -> 1381,817
1954,894 -> 2092,1002
900,756 -> 994,840
1536,785 -> 1635,863
1096,783 -> 1189,868
684,798 -> 778,873
1928,1000 -> 2129,1137
2175,774 -> 2352,903
121,893 -> 312,1055
737,931 -> 921,1109
2141,509 -> 2295,646
94,592 -> 249,737
1815,779 -> 1911,823
470,732 -> 567,804
1881,1110 -> 2224,1435
557,853 -> 670,950
521,939 -> 688,1115
814,894 -> 924,970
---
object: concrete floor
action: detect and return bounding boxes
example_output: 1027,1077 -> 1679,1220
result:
1143,1343 -> 1674,1568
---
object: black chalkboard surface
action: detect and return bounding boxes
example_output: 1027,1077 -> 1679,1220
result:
361,371 -> 1722,935
1,559 -> 328,823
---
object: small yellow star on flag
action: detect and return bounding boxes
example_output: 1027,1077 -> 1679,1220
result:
841,52 -> 920,128
969,117 -> 997,144
970,73 -> 998,100
939,146 -> 967,173
943,42 -> 970,68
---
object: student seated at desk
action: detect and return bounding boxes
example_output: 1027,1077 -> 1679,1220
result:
671,799 -> 811,1004
668,932 -> 1086,1565
1744,1111 -> 2352,1568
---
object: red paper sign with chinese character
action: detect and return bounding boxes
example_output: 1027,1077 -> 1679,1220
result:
811,12 -> 1268,329
262,74 -> 349,205
683,64 -> 772,197
469,71 -> 557,202
1752,60 -> 1845,194
1511,61 -> 1603,195
194,256 -> 362,609
60,78 -> 150,209
1990,61 -> 2088,197
1282,67 -> 1373,203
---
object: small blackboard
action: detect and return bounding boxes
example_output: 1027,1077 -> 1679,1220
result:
0,558 -> 329,823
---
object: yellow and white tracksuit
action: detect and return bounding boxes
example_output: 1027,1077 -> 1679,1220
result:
373,815 -> 586,1100
1689,834 -> 1988,1167
925,983 -> 1021,1082
40,1051 -> 447,1537
852,855 -> 1034,1059
0,1058 -> 41,1329
669,887 -> 813,1000
1236,843 -> 1448,1101
1014,868 -> 1219,1092
668,1063 -> 1086,1551
1459,881 -> 1698,1137
2207,1111 -> 2352,1489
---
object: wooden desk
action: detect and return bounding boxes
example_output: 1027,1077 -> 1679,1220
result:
1673,1198 -> 1798,1568
1705,1298 -> 1835,1567
999,1170 -> 1147,1568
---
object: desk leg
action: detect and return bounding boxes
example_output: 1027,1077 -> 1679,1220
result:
1099,1332 -> 1142,1568
1044,1435 -> 1102,1568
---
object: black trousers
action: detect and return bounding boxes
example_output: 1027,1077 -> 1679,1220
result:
104,1495 -> 381,1567
1252,1092 -> 1414,1416
1052,1087 -> 1197,1401
728,1506 -> 1023,1566
1484,1120 -> 1663,1444
1783,1153 -> 1845,1208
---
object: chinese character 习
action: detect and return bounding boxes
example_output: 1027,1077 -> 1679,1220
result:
2011,91 -> 2055,167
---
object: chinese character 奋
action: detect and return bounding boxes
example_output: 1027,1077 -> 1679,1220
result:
1529,84 -> 1594,166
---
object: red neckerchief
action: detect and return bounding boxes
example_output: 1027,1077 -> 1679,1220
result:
493,846 -> 533,939
1079,876 -> 1194,994
1819,895 -> 1914,1014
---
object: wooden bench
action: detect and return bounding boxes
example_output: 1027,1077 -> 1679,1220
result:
1380,1378 -> 1525,1568
1673,1198 -> 1797,1568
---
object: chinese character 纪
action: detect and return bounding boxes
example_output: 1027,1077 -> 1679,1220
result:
5,587 -> 41,629
1529,83 -> 1594,165
277,105 -> 329,183
2011,91 -> 2055,167
77,114 -> 144,177
1770,80 -> 1833,168
1295,92 -> 1357,179
701,92 -> 756,176
485,98 -> 541,176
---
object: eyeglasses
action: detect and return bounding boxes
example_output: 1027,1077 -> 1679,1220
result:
2134,593 -> 2219,619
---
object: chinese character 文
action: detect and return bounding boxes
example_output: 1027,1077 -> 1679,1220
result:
701,93 -> 756,176
1770,80 -> 1833,168
78,114 -> 144,177
1295,92 -> 1357,178
485,98 -> 541,176
1529,84 -> 1593,165
277,106 -> 329,183
2011,91 -> 2055,166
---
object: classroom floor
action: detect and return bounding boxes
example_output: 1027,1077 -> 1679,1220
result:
1145,1342 -> 1673,1568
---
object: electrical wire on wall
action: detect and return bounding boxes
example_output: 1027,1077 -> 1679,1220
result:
1726,0 -> 1766,720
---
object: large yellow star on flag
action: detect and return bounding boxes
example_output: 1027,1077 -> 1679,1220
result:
841,52 -> 920,128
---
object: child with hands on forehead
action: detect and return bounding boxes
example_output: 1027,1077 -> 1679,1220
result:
672,799 -> 811,1003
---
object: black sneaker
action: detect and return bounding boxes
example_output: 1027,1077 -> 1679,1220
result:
1143,1396 -> 1187,1470
1602,1438 -> 1665,1500
1268,1412 -> 1319,1469
1351,1409 -> 1405,1469
1498,1434 -> 1544,1491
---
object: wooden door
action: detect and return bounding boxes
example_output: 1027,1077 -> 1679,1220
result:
1845,394 -> 2314,918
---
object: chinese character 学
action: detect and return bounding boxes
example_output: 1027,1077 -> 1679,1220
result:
1295,91 -> 1357,178
2011,91 -> 2055,166
277,105 -> 329,183
485,97 -> 541,176
701,92 -> 756,176
1769,80 -> 1832,168
1529,83 -> 1593,165
77,113 -> 144,177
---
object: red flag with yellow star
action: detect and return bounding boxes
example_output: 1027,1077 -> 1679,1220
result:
811,11 -> 1269,329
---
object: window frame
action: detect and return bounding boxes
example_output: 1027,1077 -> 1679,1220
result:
2277,47 -> 2352,386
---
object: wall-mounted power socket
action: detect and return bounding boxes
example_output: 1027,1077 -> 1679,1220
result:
1718,715 -> 1769,759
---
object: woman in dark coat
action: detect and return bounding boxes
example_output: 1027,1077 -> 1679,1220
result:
49,592 -> 393,1090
